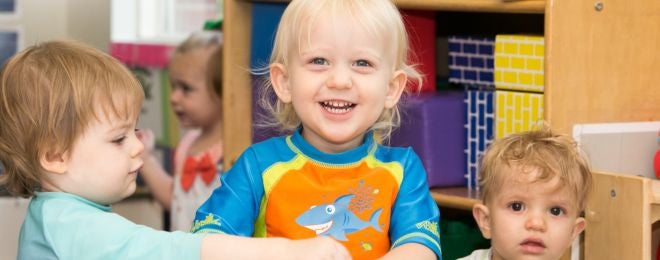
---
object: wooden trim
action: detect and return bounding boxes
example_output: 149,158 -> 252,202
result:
247,0 -> 545,13
430,187 -> 480,211
223,0 -> 254,169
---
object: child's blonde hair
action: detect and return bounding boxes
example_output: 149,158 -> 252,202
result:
478,126 -> 593,212
172,30 -> 223,98
259,0 -> 422,140
0,41 -> 144,197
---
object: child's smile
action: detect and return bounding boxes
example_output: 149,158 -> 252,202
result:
319,100 -> 356,115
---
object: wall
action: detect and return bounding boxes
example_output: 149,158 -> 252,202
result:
0,197 -> 29,260
0,0 -> 109,52
67,0 -> 111,51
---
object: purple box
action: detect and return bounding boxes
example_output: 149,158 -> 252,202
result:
390,92 -> 466,188
252,78 -> 285,143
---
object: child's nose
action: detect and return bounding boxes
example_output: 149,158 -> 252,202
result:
524,213 -> 547,232
326,66 -> 352,89
170,89 -> 182,104
131,134 -> 145,158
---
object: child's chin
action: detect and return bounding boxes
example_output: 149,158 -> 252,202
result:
115,184 -> 137,202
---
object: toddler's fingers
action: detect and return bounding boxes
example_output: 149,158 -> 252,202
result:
331,239 -> 351,260
324,237 -> 351,260
136,128 -> 156,151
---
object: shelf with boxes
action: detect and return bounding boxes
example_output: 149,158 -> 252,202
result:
389,11 -> 545,198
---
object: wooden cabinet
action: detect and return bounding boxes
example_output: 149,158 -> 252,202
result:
586,171 -> 660,260
221,0 -> 660,258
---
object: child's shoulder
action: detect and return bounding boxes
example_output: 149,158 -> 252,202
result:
28,192 -> 124,232
239,135 -> 293,161
374,142 -> 418,160
368,143 -> 428,174
33,192 -> 110,217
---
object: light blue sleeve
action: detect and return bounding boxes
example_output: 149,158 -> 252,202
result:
389,148 -> 443,259
41,200 -> 203,260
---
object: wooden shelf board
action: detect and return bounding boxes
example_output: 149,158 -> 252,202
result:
430,186 -> 480,211
246,0 -> 545,14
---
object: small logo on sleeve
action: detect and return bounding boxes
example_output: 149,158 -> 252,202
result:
415,220 -> 439,237
191,213 -> 221,233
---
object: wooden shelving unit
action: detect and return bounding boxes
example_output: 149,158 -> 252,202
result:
222,0 -> 660,258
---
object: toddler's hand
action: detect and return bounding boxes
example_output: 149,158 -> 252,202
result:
285,237 -> 351,260
136,128 -> 156,155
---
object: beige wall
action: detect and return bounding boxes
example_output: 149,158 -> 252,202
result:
66,0 -> 111,51
0,0 -> 109,51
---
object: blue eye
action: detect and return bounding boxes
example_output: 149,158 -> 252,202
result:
355,59 -> 371,67
325,205 -> 336,215
310,57 -> 328,65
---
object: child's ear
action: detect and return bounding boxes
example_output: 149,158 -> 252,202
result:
384,70 -> 407,109
40,150 -> 68,174
270,63 -> 292,103
571,216 -> 587,241
473,203 -> 492,239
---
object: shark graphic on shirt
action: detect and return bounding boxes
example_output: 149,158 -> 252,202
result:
295,194 -> 383,241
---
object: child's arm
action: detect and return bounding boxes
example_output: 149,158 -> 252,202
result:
137,128 -> 173,210
378,243 -> 436,260
388,149 -> 442,259
201,235 -> 351,260
192,147 -> 263,235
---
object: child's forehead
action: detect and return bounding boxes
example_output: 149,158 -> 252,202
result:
492,164 -> 546,189
495,165 -> 572,195
292,11 -> 395,62
298,7 -> 390,43
93,92 -> 141,123
496,173 -> 576,201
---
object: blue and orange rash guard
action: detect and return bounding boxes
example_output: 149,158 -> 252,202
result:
193,130 -> 442,259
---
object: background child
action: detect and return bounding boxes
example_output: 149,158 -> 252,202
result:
192,0 -> 441,259
460,127 -> 593,260
139,30 -> 224,231
0,40 -> 350,260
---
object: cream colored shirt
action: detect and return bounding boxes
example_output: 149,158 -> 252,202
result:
171,130 -> 223,232
457,248 -> 491,260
